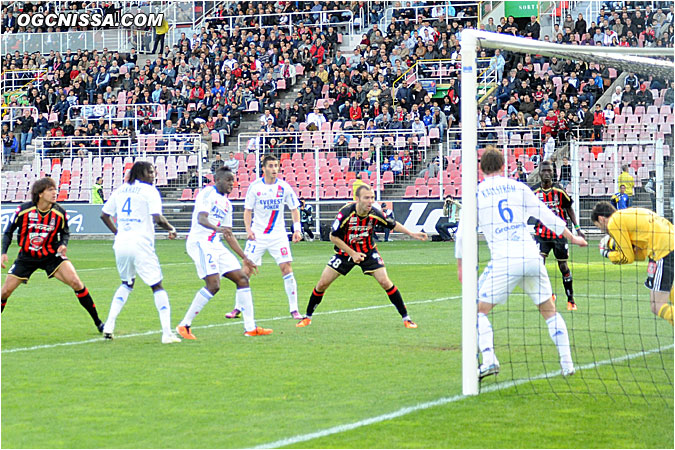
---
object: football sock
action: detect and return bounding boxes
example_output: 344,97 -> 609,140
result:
478,312 -> 497,367
283,272 -> 298,312
546,313 -> 573,367
657,303 -> 674,326
385,285 -> 407,318
1,299 -> 6,312
181,287 -> 213,327
237,287 -> 256,332
103,284 -> 132,334
153,289 -> 172,336
562,271 -> 574,302
75,286 -> 102,326
306,288 -> 324,317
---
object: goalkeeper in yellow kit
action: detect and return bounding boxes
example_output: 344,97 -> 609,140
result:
591,201 -> 674,325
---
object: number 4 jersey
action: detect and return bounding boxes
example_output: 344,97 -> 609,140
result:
455,176 -> 567,260
102,180 -> 163,246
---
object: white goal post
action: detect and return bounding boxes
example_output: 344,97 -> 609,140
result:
459,29 -> 675,396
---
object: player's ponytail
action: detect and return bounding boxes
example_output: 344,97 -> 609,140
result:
127,161 -> 153,184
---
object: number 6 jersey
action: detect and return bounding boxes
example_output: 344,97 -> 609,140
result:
455,176 -> 567,260
102,180 -> 163,246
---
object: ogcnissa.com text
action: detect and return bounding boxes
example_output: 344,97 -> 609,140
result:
16,12 -> 164,28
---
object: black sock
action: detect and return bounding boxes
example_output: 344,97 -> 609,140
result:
562,272 -> 574,303
306,288 -> 324,317
1,299 -> 6,313
386,285 -> 407,318
75,286 -> 102,326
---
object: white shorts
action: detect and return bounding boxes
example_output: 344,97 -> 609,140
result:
478,257 -> 552,306
113,240 -> 162,287
244,233 -> 293,266
187,240 -> 241,279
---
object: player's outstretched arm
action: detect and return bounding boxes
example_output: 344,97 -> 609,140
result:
100,212 -> 118,235
393,222 -> 428,241
243,208 -> 255,241
152,214 -> 177,239
290,208 -> 302,243
561,228 -> 587,247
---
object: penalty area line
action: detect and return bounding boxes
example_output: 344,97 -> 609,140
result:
252,343 -> 675,449
1,296 -> 459,354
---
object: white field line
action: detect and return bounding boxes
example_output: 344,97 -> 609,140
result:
253,344 -> 675,449
1,296 -> 459,354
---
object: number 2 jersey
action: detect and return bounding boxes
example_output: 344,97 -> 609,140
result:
455,176 -> 567,260
101,180 -> 163,246
187,185 -> 233,244
244,178 -> 299,238
2,202 -> 69,258
331,203 -> 396,255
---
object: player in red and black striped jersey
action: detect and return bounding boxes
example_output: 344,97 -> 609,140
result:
1,177 -> 103,332
296,185 -> 428,329
531,160 -> 585,311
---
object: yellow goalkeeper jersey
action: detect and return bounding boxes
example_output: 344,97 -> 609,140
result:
607,207 -> 674,265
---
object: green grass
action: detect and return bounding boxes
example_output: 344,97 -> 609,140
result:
2,240 -> 673,448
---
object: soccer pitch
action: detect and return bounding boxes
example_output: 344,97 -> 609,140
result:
1,240 -> 673,448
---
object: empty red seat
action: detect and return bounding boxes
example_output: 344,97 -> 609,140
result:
404,185 -> 416,198
180,189 -> 192,201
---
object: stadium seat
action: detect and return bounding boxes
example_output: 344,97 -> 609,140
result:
404,185 -> 416,198
192,189 -> 200,200
336,186 -> 350,198
415,186 -> 430,198
57,189 -> 68,201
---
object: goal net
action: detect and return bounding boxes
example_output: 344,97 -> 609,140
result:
459,29 -> 674,401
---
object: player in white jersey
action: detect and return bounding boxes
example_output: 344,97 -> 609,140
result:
100,161 -> 181,344
455,147 -> 587,379
225,154 -> 304,320
176,167 -> 272,339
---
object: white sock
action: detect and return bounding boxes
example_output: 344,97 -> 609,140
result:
180,287 -> 213,327
546,313 -> 573,368
103,284 -> 132,334
283,272 -> 298,312
237,287 -> 256,332
478,312 -> 497,367
153,289 -> 172,336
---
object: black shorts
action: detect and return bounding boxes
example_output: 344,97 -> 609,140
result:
326,250 -> 385,276
645,251 -> 674,292
535,235 -> 569,261
7,253 -> 68,282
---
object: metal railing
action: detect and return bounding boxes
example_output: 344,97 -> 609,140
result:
0,106 -> 39,131
33,133 -> 202,159
1,29 -> 136,55
1,68 -> 48,101
66,102 -> 166,132
378,4 -> 479,31
202,9 -> 355,38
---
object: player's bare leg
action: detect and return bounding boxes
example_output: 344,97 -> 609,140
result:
224,269 -> 272,336
650,290 -> 673,326
1,275 -> 24,312
279,261 -> 301,319
538,296 -> 574,375
52,261 -> 103,332
370,267 -> 417,328
477,301 -> 499,379
296,266 -> 341,327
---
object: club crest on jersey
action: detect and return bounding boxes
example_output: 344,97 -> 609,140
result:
276,186 -> 284,198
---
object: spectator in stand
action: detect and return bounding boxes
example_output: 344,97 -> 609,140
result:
636,83 -> 654,108
644,171 -> 657,212
603,103 -> 615,124
210,153 -> 224,174
2,130 -> 18,164
224,152 -> 239,174
592,103 -> 606,140
511,160 -> 528,182
559,157 -> 572,190
390,154 -> 404,181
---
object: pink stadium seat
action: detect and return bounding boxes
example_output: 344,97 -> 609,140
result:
336,186 -> 350,198
276,79 -> 286,90
404,185 -> 416,198
415,186 -> 430,198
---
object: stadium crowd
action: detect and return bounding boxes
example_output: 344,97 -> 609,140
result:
1,0 -> 673,186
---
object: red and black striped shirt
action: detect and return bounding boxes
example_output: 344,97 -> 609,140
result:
1,202 -> 69,258
531,183 -> 572,239
330,203 -> 395,255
